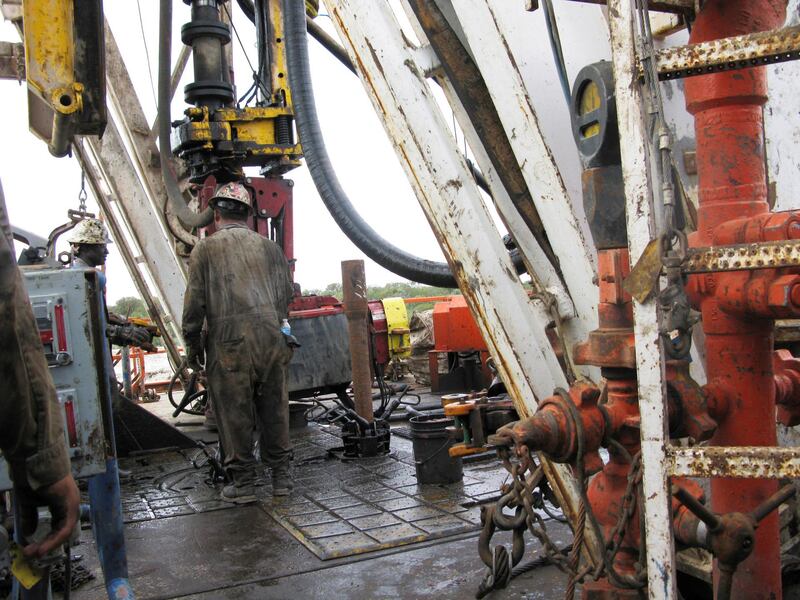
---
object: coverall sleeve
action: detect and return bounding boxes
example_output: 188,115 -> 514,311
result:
268,242 -> 294,315
0,186 -> 70,491
282,257 -> 294,313
182,243 -> 207,352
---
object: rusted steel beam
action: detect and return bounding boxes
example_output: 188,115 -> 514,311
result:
669,447 -> 800,479
342,260 -> 373,423
653,24 -> 800,80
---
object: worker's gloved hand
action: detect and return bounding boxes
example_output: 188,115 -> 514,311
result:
186,346 -> 205,372
107,323 -> 152,348
15,475 -> 80,559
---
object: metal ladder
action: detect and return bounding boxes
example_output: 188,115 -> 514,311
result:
606,1 -> 800,596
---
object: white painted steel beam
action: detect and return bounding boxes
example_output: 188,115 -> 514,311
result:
397,2 -> 583,352
449,0 -> 599,344
74,139 -> 185,367
76,118 -> 186,352
607,0 -> 676,597
325,0 -> 603,565
444,89 -> 579,324
104,20 -> 197,253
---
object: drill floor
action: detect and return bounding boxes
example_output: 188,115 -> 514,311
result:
112,424 -> 507,560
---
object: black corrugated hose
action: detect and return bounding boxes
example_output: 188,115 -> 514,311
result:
281,0 -> 459,287
243,0 -> 527,281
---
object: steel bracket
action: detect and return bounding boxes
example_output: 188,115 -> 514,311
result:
683,240 -> 800,274
668,446 -> 800,479
650,24 -> 800,81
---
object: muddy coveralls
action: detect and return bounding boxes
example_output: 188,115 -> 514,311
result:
182,224 -> 294,485
0,191 -> 70,493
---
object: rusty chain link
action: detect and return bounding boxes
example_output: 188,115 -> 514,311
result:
477,386 -> 647,597
601,449 -> 647,586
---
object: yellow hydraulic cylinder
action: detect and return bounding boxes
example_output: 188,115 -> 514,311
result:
22,0 -> 84,156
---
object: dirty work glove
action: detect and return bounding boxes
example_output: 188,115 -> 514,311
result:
107,323 -> 152,348
186,346 -> 205,372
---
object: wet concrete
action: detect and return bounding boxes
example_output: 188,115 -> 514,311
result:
67,387 -> 572,599
72,507 -> 570,599
184,527 -> 571,600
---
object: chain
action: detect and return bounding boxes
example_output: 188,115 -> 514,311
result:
478,388 -> 647,597
504,448 -> 574,571
50,555 -> 96,592
635,0 -> 696,360
603,449 -> 644,580
77,170 -> 88,214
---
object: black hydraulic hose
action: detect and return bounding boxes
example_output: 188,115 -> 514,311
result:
239,0 -> 356,74
158,0 -> 213,230
237,0 -> 524,282
283,0 -> 457,287
241,1 -> 496,200
236,0 -> 255,21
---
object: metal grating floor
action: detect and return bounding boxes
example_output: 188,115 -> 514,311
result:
109,424 -> 508,560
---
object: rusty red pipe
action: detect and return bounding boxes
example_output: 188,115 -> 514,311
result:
684,1 -> 786,597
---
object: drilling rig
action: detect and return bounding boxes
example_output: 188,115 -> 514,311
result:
3,1 -> 800,599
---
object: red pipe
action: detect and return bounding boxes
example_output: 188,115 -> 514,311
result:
684,1 -> 786,597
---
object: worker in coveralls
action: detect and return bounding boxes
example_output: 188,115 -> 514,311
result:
0,182 -> 80,565
182,182 -> 295,503
68,219 -> 153,348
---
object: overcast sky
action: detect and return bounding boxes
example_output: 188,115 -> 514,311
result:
0,1 -> 449,303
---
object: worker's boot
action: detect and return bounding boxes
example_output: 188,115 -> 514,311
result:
221,482 -> 256,504
272,465 -> 294,497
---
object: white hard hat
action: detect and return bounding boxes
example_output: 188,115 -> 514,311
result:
66,218 -> 112,245
210,182 -> 252,213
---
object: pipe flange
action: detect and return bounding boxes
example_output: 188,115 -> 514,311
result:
184,81 -> 235,105
181,20 -> 232,45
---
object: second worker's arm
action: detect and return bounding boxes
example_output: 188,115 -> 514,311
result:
182,243 -> 208,371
